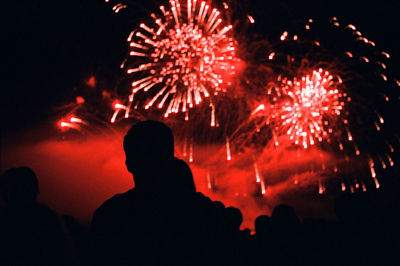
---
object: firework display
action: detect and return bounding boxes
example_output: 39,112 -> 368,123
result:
58,1 -> 399,199
113,0 -> 237,123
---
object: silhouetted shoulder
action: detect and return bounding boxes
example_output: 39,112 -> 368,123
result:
195,191 -> 212,201
31,202 -> 62,224
92,189 -> 136,223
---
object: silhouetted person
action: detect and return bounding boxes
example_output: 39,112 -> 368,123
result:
0,167 -> 39,207
63,215 -> 91,266
91,120 -> 236,265
225,207 -> 243,232
0,167 -> 73,265
251,215 -> 272,266
270,205 -> 301,266
222,207 -> 250,265
271,204 -> 300,228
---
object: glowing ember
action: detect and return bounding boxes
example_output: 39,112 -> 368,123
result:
124,0 -> 236,120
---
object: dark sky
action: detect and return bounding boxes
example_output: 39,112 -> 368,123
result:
3,0 -> 400,133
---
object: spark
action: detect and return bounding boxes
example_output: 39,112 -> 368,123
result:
248,15 -> 255,24
345,51 -> 353,58
254,161 -> 261,183
318,180 -> 325,194
112,3 -> 127,13
347,24 -> 357,30
60,121 -> 78,129
368,157 -> 380,189
206,170 -> 212,189
226,137 -> 231,161
355,179 -> 360,189
381,51 -> 390,58
111,102 -> 130,123
189,140 -> 194,163
70,117 -> 84,124
183,138 -> 187,157
268,52 -> 276,60
260,179 -> 266,195
361,180 -> 367,192
341,181 -> 346,191
387,154 -> 394,167
280,31 -> 288,41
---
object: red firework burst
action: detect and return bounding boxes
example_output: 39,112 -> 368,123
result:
121,0 -> 236,121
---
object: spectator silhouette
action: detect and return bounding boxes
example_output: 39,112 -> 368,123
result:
91,120 -> 236,265
271,204 -> 300,228
251,215 -> 272,266
225,207 -> 243,232
0,167 -> 73,265
223,207 -> 250,265
270,205 -> 301,266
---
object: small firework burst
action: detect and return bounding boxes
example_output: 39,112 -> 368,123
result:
258,68 -> 346,149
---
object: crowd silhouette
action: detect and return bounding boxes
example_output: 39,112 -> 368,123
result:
1,120 -> 399,265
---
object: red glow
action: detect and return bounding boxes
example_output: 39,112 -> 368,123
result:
86,76 -> 96,87
76,96 -> 85,104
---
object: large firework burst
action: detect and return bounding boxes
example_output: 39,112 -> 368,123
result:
117,0 -> 237,122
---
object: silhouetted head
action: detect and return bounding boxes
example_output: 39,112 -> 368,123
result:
271,204 -> 300,227
226,206 -> 243,230
164,158 -> 196,193
214,201 -> 226,210
124,120 -> 174,187
0,167 -> 39,206
255,215 -> 271,235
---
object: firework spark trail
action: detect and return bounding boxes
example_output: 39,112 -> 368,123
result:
104,0 -> 128,13
119,0 -> 237,123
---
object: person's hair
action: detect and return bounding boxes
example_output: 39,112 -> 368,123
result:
123,120 -> 174,159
